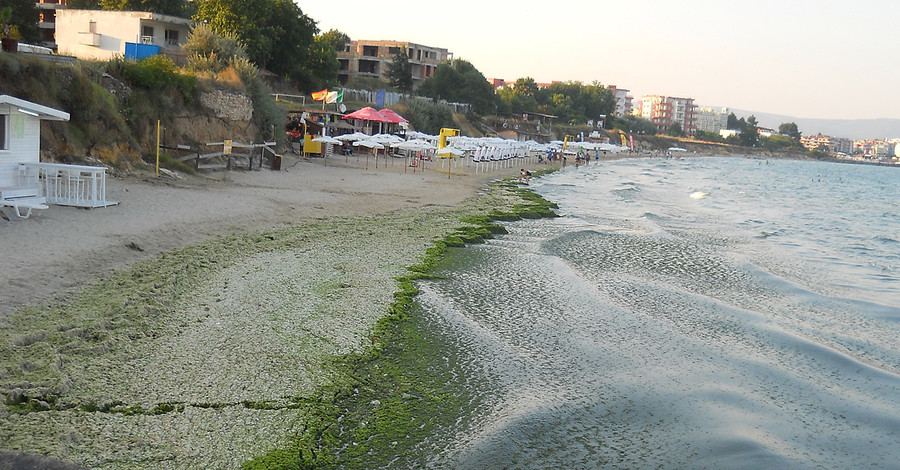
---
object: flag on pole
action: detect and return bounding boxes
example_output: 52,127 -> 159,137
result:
311,89 -> 328,101
325,90 -> 343,104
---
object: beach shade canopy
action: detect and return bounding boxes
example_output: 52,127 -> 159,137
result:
335,131 -> 370,142
405,130 -> 437,141
311,135 -> 342,145
392,139 -> 437,151
343,107 -> 390,122
378,108 -> 408,123
437,147 -> 465,157
353,139 -> 385,149
369,133 -> 405,144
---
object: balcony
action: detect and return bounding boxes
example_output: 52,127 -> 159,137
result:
77,31 -> 100,46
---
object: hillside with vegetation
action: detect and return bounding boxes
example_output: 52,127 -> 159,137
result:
0,25 -> 283,173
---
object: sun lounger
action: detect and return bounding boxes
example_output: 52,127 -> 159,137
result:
0,187 -> 49,219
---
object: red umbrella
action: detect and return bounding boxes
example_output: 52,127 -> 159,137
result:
343,107 -> 389,122
378,108 -> 409,124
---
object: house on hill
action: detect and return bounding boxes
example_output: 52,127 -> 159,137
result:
55,9 -> 191,61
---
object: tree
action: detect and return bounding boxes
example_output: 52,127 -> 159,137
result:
303,33 -> 340,91
183,23 -> 246,73
668,122 -> 684,137
386,49 -> 413,92
739,127 -> 759,147
318,29 -> 349,52
193,0 -> 323,90
102,0 -> 188,15
760,134 -> 797,151
67,0 -> 190,16
779,122 -> 801,139
727,112 -> 742,130
614,114 -> 657,135
403,97 -> 454,135
418,59 -> 497,115
496,78 -> 614,125
0,0 -> 40,42
496,77 -> 539,114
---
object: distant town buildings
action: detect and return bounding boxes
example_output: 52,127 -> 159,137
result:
635,95 -> 698,135
607,86 -> 633,116
336,40 -> 452,89
801,133 -> 853,155
853,139 -> 896,158
695,106 -> 729,133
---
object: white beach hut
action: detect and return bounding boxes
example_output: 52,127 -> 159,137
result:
0,95 -> 69,217
0,95 -> 70,186
1,95 -> 116,218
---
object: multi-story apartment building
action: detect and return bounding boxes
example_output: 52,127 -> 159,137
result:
695,106 -> 729,133
635,95 -> 697,135
801,133 -> 852,154
607,86 -> 632,116
35,0 -> 66,50
337,40 -> 452,89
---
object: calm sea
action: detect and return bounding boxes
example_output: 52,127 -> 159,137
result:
415,156 -> 900,469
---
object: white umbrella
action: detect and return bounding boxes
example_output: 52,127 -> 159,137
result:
336,132 -> 369,142
393,139 -> 437,151
437,147 -> 465,156
353,140 -> 385,150
370,133 -> 404,144
312,136 -> 342,145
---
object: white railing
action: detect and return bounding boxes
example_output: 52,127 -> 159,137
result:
19,162 -> 117,208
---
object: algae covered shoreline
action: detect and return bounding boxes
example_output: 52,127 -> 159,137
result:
0,174 -> 558,469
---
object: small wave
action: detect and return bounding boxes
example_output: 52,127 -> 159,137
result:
874,235 -> 898,244
690,191 -> 708,199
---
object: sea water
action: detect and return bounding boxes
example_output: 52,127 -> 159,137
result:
415,157 -> 899,469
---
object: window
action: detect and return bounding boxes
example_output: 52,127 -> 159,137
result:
141,25 -> 154,44
164,29 -> 179,46
0,114 -> 7,150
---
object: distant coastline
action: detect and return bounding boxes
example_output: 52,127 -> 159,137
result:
730,109 -> 900,141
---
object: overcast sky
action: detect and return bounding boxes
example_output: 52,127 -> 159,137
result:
298,0 -> 900,120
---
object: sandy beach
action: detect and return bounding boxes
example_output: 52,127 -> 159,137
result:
0,153 -> 529,469
1,154 -> 521,319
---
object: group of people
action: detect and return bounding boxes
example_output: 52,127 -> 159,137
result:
518,168 -> 532,184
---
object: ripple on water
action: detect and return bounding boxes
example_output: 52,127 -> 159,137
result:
416,214 -> 900,469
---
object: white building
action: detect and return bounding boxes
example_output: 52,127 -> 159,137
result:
0,95 -> 69,188
695,106 -> 729,133
55,9 -> 191,61
608,86 -> 633,116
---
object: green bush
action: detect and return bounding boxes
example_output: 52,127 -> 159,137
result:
403,97 -> 455,135
111,56 -> 196,103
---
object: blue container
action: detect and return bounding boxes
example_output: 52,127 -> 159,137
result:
124,42 -> 160,61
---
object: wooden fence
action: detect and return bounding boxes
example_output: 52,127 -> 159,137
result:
167,141 -> 278,172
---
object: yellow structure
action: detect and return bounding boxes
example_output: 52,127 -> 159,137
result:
438,128 -> 459,149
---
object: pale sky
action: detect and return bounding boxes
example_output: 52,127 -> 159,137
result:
297,0 -> 900,120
